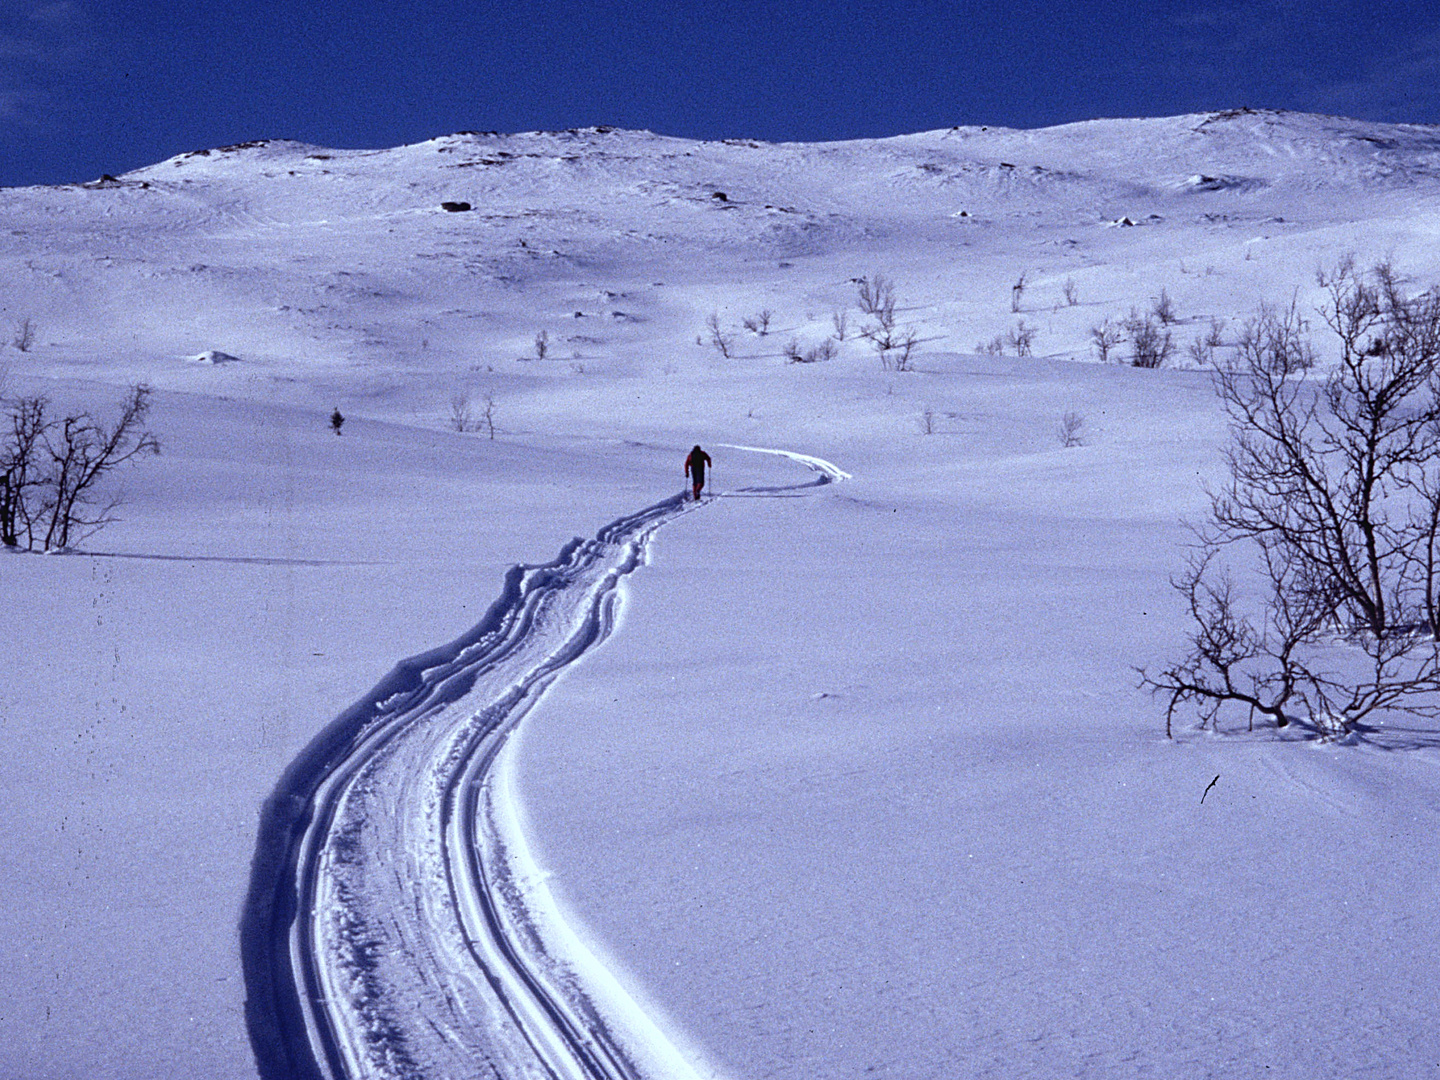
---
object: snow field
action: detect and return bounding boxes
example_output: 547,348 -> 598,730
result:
3,109 -> 1440,1078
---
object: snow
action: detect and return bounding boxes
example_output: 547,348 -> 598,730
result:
2,109 -> 1440,1078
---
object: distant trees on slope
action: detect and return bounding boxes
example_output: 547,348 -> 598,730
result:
1,384 -> 159,552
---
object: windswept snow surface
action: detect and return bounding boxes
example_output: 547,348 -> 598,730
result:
4,110 -> 1440,1078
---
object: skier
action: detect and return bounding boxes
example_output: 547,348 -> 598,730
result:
684,445 -> 712,501
330,408 -> 345,435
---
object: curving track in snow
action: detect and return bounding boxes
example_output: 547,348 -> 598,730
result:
242,447 -> 846,1080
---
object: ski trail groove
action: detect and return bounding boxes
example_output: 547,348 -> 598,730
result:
242,448 -> 847,1080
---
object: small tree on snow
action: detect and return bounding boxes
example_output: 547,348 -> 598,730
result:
857,274 -> 896,321
1233,299 -> 1315,375
704,313 -> 734,358
1124,309 -> 1173,368
480,394 -> 497,439
1006,320 -> 1036,358
449,392 -> 477,432
1091,318 -> 1124,363
742,310 -> 773,336
12,317 -> 35,353
1151,288 -> 1178,325
1057,411 -> 1085,447
892,329 -> 919,371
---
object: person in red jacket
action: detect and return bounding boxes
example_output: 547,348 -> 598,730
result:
684,445 -> 712,501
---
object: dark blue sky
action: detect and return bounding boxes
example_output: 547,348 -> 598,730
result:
4,0 -> 1440,187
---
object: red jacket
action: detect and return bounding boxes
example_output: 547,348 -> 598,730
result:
685,448 -> 711,477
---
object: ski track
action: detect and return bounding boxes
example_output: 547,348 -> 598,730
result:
242,447 -> 847,1080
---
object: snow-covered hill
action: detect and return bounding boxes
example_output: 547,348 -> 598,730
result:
3,111 -> 1440,1080
5,108 -> 1440,411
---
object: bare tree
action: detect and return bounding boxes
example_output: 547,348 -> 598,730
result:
1233,299 -> 1315,374
449,392 -> 477,432
742,310 -> 774,336
534,330 -> 549,360
857,277 -> 911,370
1124,309 -> 1174,368
1141,261 -> 1440,737
862,317 -> 920,370
480,393 -> 497,439
1011,270 -> 1029,313
12,317 -> 35,353
857,274 -> 896,322
704,313 -> 734,358
1151,288 -> 1178,325
920,406 -> 936,435
803,339 -> 838,363
1,395 -> 47,547
862,321 -> 898,368
3,384 -> 160,552
1091,318 -> 1124,363
832,310 -> 849,341
1006,320 -> 1036,358
897,329 -> 920,370
1188,317 -> 1227,366
1058,411 -> 1085,447
1063,278 -> 1078,306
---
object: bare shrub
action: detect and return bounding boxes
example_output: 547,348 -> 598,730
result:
12,317 -> 35,353
806,338 -> 838,363
742,310 -> 774,336
1141,261 -> 1440,737
705,313 -> 734,358
980,335 -> 1005,356
449,392 -> 477,432
1011,270 -> 1028,313
1187,335 -> 1213,367
857,274 -> 896,321
1188,318 -> 1227,366
1124,309 -> 1174,368
1151,288 -> 1178,325
1232,299 -> 1315,374
856,276 -> 915,370
1063,278 -> 1078,306
920,406 -> 936,435
1090,318 -> 1124,363
1057,411 -> 1085,447
1006,320 -> 1036,358
891,329 -> 920,371
534,329 -> 549,360
832,310 -> 849,341
862,321 -> 898,367
480,394 -> 497,439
